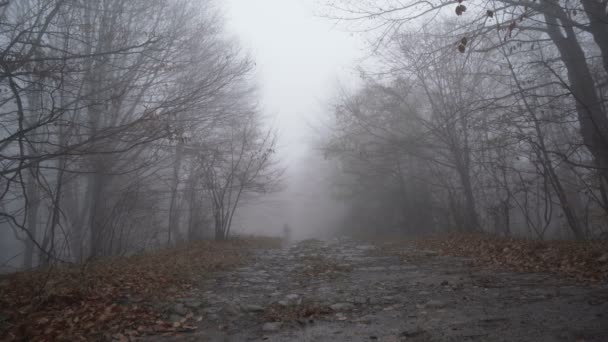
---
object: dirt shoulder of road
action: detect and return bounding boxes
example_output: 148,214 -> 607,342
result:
0,236 -> 281,341
376,233 -> 608,284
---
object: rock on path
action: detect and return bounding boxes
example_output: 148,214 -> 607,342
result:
147,237 -> 608,342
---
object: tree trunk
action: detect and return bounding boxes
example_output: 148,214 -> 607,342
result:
167,141 -> 184,245
544,10 -> 608,196
580,0 -> 608,76
88,160 -> 108,258
23,168 -> 40,269
186,168 -> 199,240
453,148 -> 480,231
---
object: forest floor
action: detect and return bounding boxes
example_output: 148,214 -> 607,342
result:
2,235 -> 607,341
0,237 -> 280,341
148,236 -> 607,342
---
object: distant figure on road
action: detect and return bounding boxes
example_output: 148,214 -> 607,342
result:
282,223 -> 292,247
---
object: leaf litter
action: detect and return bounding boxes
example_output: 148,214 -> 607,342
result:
412,233 -> 608,283
0,237 -> 280,341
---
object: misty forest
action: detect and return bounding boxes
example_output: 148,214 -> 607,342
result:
1,0 -> 607,341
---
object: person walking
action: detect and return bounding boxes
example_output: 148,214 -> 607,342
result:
282,223 -> 292,247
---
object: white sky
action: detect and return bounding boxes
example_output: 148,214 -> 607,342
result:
222,0 -> 363,237
224,0 -> 361,162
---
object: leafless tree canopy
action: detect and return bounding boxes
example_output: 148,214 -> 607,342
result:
322,0 -> 608,239
0,0 -> 281,269
1,0 -> 606,273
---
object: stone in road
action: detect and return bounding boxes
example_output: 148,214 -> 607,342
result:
151,238 -> 608,341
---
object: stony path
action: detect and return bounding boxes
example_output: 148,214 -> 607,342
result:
151,238 -> 608,342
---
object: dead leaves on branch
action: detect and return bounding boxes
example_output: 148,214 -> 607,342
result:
415,234 -> 608,283
458,36 -> 468,53
0,238 -> 278,341
455,0 -> 467,16
455,4 -> 467,16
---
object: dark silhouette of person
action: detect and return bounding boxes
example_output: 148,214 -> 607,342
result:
282,223 -> 292,246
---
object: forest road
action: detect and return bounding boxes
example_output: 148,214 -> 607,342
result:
148,237 -> 608,342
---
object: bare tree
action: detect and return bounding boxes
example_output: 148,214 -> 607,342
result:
0,0 -> 279,268
201,114 -> 281,240
320,0 -> 608,239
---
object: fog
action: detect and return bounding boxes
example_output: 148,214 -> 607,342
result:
1,0 -> 607,273
224,0 -> 361,239
2,2 -> 607,340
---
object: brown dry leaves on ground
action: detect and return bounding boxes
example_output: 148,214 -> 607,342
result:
413,233 -> 608,283
0,237 -> 280,341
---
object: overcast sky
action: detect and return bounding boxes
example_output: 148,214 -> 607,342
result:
224,0 -> 361,161
223,0 -> 363,237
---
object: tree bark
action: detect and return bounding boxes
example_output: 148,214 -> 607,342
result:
544,10 -> 608,195
168,141 -> 184,245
